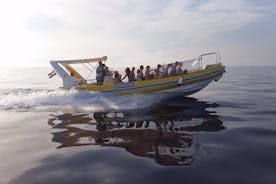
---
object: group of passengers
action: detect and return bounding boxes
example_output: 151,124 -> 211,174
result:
96,61 -> 187,85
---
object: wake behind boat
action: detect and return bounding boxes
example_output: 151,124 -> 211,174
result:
49,52 -> 225,95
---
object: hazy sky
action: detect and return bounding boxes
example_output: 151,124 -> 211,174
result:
0,0 -> 275,67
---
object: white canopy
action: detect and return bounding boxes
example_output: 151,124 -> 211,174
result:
51,56 -> 108,64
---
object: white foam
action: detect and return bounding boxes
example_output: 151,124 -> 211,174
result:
0,88 -> 164,111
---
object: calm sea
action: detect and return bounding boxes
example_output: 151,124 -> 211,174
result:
0,67 -> 276,184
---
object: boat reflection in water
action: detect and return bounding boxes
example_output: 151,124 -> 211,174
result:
48,96 -> 225,166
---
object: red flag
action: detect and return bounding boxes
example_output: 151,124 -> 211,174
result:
48,70 -> 56,78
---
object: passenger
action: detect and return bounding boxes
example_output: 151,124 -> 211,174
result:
136,69 -> 143,81
162,64 -> 170,77
170,62 -> 178,76
122,67 -> 135,82
103,67 -> 114,84
105,67 -> 112,76
114,71 -> 122,83
177,62 -> 183,74
139,65 -> 145,80
131,67 -> 136,81
114,73 -> 122,83
145,65 -> 154,80
102,64 -> 107,78
96,61 -> 104,85
154,64 -> 163,78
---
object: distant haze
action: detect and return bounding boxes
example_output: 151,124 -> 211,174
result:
0,0 -> 275,67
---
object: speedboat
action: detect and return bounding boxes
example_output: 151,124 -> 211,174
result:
49,52 -> 225,95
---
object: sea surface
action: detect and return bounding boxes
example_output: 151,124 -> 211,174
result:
0,67 -> 276,184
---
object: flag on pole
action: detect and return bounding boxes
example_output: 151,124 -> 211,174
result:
48,70 -> 56,78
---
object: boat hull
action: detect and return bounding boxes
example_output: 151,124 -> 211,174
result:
77,64 -> 225,95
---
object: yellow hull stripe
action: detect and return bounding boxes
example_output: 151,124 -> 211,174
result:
79,83 -> 115,91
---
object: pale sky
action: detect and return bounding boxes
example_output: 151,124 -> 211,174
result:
0,0 -> 275,67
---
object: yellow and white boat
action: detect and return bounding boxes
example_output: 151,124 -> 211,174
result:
50,52 -> 225,95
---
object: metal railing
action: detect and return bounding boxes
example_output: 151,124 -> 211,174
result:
198,52 -> 221,68
177,52 -> 221,72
